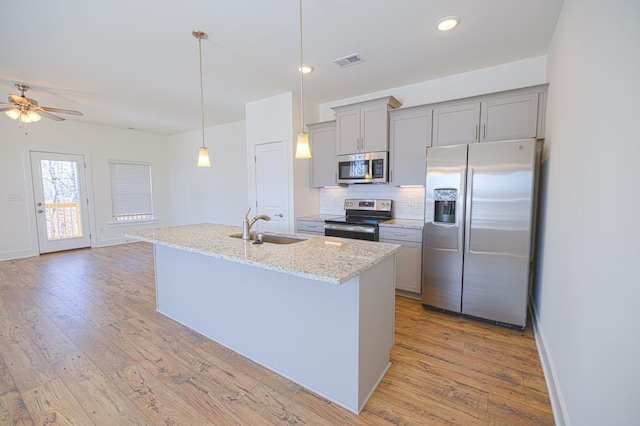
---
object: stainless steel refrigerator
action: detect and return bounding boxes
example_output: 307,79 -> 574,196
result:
421,138 -> 540,329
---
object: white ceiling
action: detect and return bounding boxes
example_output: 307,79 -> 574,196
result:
0,0 -> 563,136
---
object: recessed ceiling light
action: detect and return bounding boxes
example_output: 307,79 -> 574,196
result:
298,64 -> 314,74
435,16 -> 460,31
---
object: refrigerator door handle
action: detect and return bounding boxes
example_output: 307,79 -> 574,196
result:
457,169 -> 467,253
464,168 -> 474,255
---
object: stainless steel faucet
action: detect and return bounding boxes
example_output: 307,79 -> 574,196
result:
242,208 -> 271,240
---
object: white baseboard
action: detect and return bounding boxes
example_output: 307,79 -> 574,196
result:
0,248 -> 38,261
530,303 -> 568,426
92,237 -> 129,248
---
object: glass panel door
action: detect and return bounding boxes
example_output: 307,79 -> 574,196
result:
30,152 -> 91,253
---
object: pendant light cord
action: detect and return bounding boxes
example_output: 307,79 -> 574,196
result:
299,0 -> 305,131
198,35 -> 206,149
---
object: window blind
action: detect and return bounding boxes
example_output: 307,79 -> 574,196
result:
109,161 -> 153,221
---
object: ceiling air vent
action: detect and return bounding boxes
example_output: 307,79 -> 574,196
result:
333,53 -> 363,68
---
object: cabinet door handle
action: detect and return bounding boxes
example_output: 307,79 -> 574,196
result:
474,124 -> 479,141
483,123 -> 486,140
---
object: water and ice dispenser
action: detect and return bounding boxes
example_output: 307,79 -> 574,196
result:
433,189 -> 457,224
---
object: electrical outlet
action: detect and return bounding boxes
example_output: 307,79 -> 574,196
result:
6,193 -> 22,201
408,197 -> 415,207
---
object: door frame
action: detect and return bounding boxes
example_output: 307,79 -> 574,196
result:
24,149 -> 96,255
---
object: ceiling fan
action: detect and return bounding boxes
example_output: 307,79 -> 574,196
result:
0,83 -> 83,123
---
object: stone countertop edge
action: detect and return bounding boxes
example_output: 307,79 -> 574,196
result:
379,219 -> 424,229
296,214 -> 343,221
123,223 -> 400,286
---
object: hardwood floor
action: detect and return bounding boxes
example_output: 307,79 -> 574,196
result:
0,242 -> 554,425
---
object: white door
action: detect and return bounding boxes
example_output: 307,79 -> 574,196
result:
254,141 -> 289,233
30,152 -> 91,254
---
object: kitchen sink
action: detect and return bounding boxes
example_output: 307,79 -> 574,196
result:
229,233 -> 307,244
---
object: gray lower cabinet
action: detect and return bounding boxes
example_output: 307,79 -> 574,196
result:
389,105 -> 432,186
380,227 -> 422,295
308,121 -> 337,187
297,219 -> 325,235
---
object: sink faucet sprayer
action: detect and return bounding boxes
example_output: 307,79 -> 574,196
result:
242,208 -> 271,240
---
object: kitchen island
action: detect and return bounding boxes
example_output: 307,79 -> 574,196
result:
124,223 -> 399,414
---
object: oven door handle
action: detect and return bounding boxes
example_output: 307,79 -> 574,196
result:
324,224 -> 376,234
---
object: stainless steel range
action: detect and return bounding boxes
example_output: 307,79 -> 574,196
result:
324,199 -> 392,241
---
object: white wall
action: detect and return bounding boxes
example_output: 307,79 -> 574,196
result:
0,118 -> 170,259
166,120 -> 248,226
536,1 -> 640,425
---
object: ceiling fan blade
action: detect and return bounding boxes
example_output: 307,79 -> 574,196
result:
0,106 -> 14,112
38,110 -> 65,121
9,94 -> 29,106
41,106 -> 83,116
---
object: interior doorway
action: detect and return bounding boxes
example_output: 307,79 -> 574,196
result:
30,151 -> 92,254
254,141 -> 289,233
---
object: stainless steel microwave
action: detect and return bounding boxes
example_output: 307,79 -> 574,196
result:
337,151 -> 388,184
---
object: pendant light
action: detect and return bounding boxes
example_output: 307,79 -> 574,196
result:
193,30 -> 211,167
295,0 -> 312,159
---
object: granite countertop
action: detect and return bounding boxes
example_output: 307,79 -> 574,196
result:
124,224 -> 399,286
380,219 -> 424,230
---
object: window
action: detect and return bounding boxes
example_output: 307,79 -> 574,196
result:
109,161 -> 154,222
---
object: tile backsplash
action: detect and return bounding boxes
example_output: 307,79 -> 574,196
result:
319,185 -> 425,220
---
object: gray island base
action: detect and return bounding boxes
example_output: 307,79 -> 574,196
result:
125,224 -> 399,414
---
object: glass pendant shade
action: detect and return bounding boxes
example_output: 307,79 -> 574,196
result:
197,146 -> 211,167
295,131 -> 311,158
28,111 -> 41,122
6,108 -> 21,120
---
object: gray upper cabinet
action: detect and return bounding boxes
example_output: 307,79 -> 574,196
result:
389,106 -> 432,186
333,96 -> 402,155
480,93 -> 539,142
432,89 -> 543,147
308,121 -> 337,187
432,102 -> 481,147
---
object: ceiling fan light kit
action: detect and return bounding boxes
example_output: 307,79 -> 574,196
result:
1,83 -> 83,129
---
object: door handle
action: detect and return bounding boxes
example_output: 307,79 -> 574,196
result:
464,168 -> 474,255
274,213 -> 284,218
37,209 -> 44,213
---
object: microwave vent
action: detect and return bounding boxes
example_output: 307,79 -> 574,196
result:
333,53 -> 363,68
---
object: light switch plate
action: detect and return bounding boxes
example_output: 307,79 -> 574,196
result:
6,193 -> 22,201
